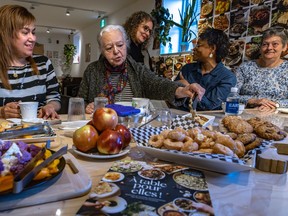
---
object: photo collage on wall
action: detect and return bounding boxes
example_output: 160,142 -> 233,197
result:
151,0 -> 287,78
199,0 -> 288,68
151,54 -> 193,80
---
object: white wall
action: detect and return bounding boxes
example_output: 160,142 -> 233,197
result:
36,32 -> 71,77
36,0 -> 158,77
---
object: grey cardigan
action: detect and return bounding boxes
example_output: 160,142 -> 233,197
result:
78,55 -> 184,106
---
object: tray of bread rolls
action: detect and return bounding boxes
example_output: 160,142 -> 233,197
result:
130,116 -> 287,174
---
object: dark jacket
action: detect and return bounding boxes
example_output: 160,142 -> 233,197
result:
78,55 -> 184,106
175,62 -> 236,111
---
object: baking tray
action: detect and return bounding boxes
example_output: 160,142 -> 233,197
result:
130,127 -> 271,174
1,122 -> 56,143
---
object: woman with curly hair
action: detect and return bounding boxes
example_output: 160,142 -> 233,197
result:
174,28 -> 236,111
123,11 -> 155,71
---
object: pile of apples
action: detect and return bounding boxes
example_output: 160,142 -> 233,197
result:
73,108 -> 131,155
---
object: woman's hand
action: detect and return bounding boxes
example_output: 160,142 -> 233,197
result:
85,102 -> 94,114
175,83 -> 205,100
0,102 -> 21,119
248,98 -> 279,110
38,102 -> 60,120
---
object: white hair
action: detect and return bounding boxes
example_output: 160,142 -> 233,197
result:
97,24 -> 130,49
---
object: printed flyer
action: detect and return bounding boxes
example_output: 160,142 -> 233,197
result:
76,160 -> 214,216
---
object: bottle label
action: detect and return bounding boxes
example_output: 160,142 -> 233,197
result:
225,102 -> 239,114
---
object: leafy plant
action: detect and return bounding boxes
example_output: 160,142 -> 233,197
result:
63,44 -> 76,66
151,0 -> 199,46
151,7 -> 175,46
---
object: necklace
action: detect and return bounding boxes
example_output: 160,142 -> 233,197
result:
13,67 -> 28,89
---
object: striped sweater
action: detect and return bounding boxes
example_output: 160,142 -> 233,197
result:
0,55 -> 61,107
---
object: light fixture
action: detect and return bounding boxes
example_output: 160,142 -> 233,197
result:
66,9 -> 70,16
70,30 -> 75,35
46,28 -> 50,33
30,4 -> 35,10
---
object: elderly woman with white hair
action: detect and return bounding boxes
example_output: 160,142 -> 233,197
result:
78,25 -> 205,114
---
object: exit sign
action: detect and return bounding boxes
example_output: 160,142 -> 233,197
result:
100,18 -> 106,28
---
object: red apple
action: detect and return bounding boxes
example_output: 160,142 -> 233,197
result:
86,120 -> 94,126
115,124 -> 131,148
92,108 -> 118,132
97,129 -> 124,154
73,125 -> 99,152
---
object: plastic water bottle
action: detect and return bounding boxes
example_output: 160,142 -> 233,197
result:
225,87 -> 239,116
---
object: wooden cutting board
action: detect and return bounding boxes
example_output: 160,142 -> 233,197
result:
0,152 -> 92,211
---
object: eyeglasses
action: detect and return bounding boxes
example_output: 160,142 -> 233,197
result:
142,25 -> 152,34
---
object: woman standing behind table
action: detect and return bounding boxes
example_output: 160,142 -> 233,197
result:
235,27 -> 288,111
123,11 -> 155,71
0,5 -> 61,119
174,28 -> 236,111
78,25 -> 205,114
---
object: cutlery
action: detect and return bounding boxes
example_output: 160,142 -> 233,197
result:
0,122 -> 52,139
13,145 -> 68,193
138,114 -> 159,128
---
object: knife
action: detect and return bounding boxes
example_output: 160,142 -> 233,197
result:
0,122 -> 52,139
13,145 -> 68,193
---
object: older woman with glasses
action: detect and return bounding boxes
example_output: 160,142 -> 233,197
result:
174,28 -> 236,111
235,27 -> 288,111
78,25 -> 205,114
123,11 -> 155,71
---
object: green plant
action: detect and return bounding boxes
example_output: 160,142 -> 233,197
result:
63,44 -> 76,66
151,0 -> 199,46
151,7 -> 175,46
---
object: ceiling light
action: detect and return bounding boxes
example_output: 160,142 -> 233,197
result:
30,4 -> 35,10
46,28 -> 50,33
66,9 -> 70,16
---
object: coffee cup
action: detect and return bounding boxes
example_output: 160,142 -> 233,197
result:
19,102 -> 39,121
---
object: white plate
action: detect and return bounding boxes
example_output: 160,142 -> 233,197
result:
7,118 -> 44,124
138,169 -> 165,180
72,145 -> 130,159
58,120 -> 90,130
278,108 -> 288,114
101,196 -> 127,214
102,172 -> 125,182
89,183 -> 120,199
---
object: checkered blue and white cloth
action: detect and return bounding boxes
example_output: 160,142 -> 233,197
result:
130,126 -> 272,166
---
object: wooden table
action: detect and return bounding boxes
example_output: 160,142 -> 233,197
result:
1,110 -> 288,216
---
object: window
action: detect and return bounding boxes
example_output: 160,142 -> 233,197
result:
160,0 -> 201,55
73,33 -> 81,63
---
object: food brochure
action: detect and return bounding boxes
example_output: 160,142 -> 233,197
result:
76,160 -> 214,216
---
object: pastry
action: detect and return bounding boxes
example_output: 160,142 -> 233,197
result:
236,133 -> 257,145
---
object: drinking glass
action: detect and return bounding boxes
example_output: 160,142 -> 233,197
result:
94,97 -> 108,112
150,108 -> 172,128
67,97 -> 86,121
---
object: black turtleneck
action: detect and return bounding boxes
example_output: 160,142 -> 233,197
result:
129,40 -> 144,64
